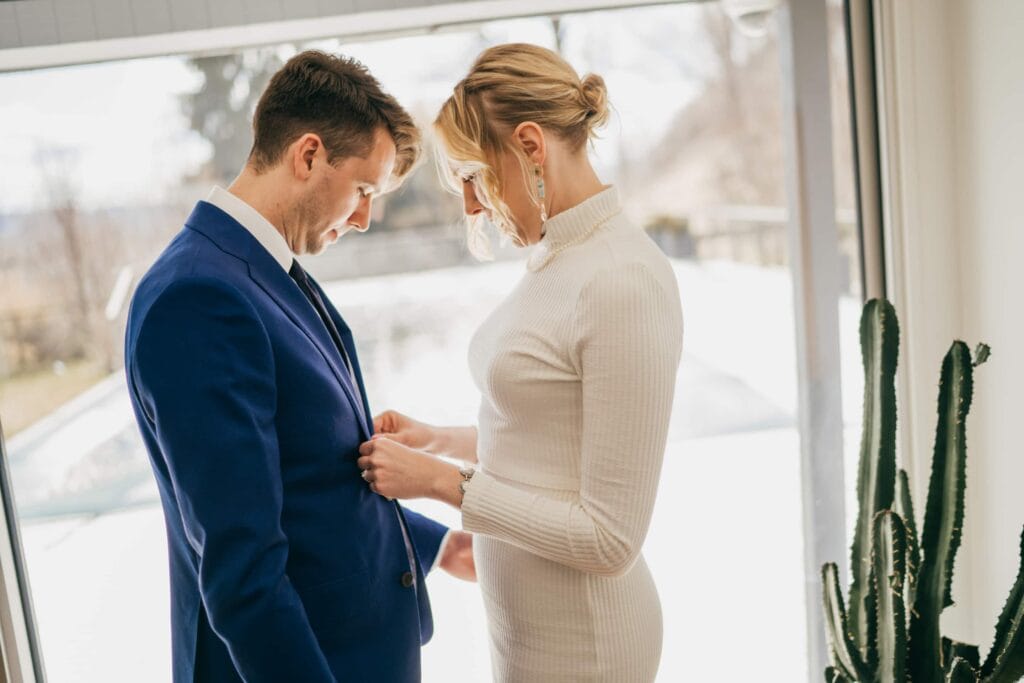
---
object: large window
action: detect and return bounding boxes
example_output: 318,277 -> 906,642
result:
0,2 -> 861,680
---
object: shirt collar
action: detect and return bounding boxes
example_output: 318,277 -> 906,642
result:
206,186 -> 293,272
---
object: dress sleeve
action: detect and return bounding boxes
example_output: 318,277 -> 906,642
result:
460,263 -> 682,576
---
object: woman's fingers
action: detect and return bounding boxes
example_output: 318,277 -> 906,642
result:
373,409 -> 405,435
359,457 -> 388,497
371,411 -> 430,451
367,473 -> 395,501
356,438 -> 441,502
372,430 -> 410,447
372,410 -> 392,430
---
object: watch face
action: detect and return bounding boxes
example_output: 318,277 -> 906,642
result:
458,467 -> 474,496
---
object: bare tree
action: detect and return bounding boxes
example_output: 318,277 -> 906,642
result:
181,50 -> 285,185
35,147 -> 94,358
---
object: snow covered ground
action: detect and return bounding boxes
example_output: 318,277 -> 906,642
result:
11,258 -> 864,682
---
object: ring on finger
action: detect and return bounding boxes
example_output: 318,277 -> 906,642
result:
361,469 -> 371,482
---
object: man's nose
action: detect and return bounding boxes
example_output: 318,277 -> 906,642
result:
351,195 -> 372,231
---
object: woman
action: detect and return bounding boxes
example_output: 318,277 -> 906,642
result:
357,43 -> 683,682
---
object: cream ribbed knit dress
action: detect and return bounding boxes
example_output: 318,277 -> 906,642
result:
461,187 -> 683,682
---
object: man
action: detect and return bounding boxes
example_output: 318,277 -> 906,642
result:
125,50 -> 473,682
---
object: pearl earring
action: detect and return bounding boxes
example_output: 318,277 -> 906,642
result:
535,165 -> 548,223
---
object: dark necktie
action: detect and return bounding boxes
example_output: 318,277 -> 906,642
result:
291,265 -> 419,585
289,261 -> 418,588
288,260 -> 366,420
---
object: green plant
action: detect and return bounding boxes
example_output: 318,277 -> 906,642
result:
822,299 -> 1024,682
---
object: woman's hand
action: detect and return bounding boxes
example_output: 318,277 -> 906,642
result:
373,410 -> 436,451
438,530 -> 477,582
358,437 -> 463,507
374,410 -> 479,463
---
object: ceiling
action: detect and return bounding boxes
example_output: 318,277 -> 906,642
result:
0,0 -> 690,71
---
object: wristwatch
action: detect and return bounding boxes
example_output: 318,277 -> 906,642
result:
458,465 -> 475,496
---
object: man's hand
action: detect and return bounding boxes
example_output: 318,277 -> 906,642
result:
438,530 -> 476,582
373,410 -> 436,452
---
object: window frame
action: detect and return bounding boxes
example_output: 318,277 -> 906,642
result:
0,419 -> 46,683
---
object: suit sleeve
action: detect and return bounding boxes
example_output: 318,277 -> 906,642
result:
399,507 -> 449,573
131,278 -> 335,682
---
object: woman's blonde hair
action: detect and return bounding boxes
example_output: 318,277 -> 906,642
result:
434,43 -> 610,258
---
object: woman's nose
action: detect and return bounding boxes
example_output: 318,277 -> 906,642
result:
462,182 -> 487,217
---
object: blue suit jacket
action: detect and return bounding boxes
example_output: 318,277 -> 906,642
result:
125,201 -> 447,682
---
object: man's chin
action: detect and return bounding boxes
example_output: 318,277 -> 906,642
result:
311,228 -> 343,254
329,226 -> 353,241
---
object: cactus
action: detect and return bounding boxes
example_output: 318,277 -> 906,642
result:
873,510 -> 908,683
821,299 -> 1024,682
980,529 -> 1024,682
948,657 -> 981,683
826,667 -> 852,683
896,468 -> 921,612
944,639 -> 982,672
823,562 -> 869,681
909,341 -> 974,681
849,300 -> 900,665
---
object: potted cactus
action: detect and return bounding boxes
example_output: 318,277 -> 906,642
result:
821,299 -> 1024,682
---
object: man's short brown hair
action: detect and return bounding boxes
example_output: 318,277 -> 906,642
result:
249,50 -> 421,181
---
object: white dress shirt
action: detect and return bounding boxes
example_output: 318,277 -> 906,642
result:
206,186 -> 293,271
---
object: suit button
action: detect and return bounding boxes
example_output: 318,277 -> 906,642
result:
400,571 -> 415,588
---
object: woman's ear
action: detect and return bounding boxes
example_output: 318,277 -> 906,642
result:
513,122 -> 546,166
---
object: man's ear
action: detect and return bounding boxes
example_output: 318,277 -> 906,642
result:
291,133 -> 322,179
512,122 -> 546,166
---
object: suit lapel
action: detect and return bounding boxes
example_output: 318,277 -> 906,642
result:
312,279 -> 374,432
185,202 -> 372,442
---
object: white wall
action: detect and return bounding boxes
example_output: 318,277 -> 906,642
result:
881,0 -> 1024,651
949,0 -> 1024,646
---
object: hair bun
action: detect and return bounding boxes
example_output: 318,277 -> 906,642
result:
580,73 -> 610,131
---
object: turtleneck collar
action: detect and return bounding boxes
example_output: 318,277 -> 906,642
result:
528,185 -> 621,270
